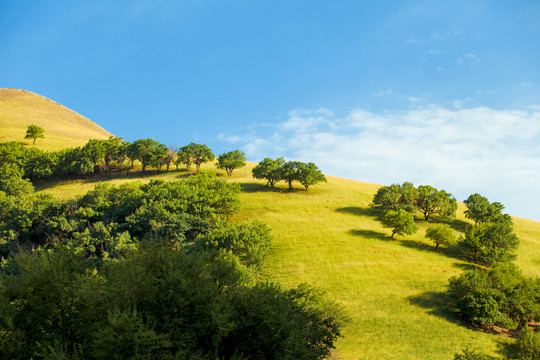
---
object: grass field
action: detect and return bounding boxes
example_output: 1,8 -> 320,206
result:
0,88 -> 112,151
35,162 -> 540,360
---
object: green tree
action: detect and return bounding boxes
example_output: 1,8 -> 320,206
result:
0,163 -> 34,196
23,149 -> 58,180
279,160 -> 303,190
380,209 -> 418,239
191,143 -> 215,172
464,193 -> 505,225
425,223 -> 455,251
102,136 -> 125,171
24,124 -> 45,145
252,157 -> 285,187
162,146 -> 177,172
129,139 -> 167,172
81,139 -> 106,171
371,182 -> 418,212
216,149 -> 246,176
92,308 -> 171,360
459,218 -> 519,264
178,144 -> 196,171
416,185 -> 457,221
297,162 -> 327,191
0,246 -> 106,358
194,220 -> 272,271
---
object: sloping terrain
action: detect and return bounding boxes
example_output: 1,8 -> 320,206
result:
4,91 -> 539,359
35,163 -> 540,360
0,88 -> 112,151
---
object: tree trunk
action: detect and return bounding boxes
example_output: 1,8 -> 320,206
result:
435,243 -> 440,251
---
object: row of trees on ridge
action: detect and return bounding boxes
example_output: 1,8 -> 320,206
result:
0,138 -> 248,197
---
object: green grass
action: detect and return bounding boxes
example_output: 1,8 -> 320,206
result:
0,88 -> 112,151
34,162 -> 540,359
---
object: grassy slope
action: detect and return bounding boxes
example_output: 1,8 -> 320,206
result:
35,162 -> 540,360
0,88 -> 112,151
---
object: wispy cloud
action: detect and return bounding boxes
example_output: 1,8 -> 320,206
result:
223,105 -> 540,220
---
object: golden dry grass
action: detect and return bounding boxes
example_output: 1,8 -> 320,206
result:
0,88 -> 112,151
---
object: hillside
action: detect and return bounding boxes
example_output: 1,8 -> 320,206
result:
0,88 -> 112,151
34,162 -> 540,360
2,90 -> 539,358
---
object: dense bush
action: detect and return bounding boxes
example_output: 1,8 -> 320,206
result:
0,172 -> 240,259
448,264 -> 540,329
0,242 -> 342,359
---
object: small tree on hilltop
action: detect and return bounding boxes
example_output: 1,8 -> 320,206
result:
24,124 -> 45,145
216,150 -> 246,176
426,224 -> 456,251
252,157 -> 285,187
297,162 -> 327,191
380,209 -> 418,239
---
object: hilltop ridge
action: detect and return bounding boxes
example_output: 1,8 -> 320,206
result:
0,88 -> 112,150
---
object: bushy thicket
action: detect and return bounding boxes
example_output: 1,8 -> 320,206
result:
0,171 -> 343,359
0,172 -> 242,259
448,264 -> 540,330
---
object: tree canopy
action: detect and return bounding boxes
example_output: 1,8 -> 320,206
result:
216,149 -> 246,176
252,157 -> 285,187
425,224 -> 455,251
371,182 -> 417,212
416,185 -> 457,221
380,209 -> 418,239
24,124 -> 45,145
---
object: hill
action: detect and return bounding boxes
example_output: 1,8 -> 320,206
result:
34,163 -> 540,360
3,92 -> 539,358
0,88 -> 112,151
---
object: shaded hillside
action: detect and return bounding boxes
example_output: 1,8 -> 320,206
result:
0,88 -> 112,151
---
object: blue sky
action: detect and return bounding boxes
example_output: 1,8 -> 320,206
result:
1,1 -> 540,220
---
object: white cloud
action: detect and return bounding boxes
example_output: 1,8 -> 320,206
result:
226,105 -> 540,221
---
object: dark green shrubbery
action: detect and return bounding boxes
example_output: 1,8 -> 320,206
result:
448,264 -> 540,330
0,171 -> 343,359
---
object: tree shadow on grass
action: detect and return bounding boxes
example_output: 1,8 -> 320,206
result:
408,291 -> 516,358
238,182 -> 305,194
407,291 -> 469,328
349,229 -> 389,241
35,169 -> 191,191
336,206 -> 383,218
400,239 -> 463,258
428,215 -> 472,233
